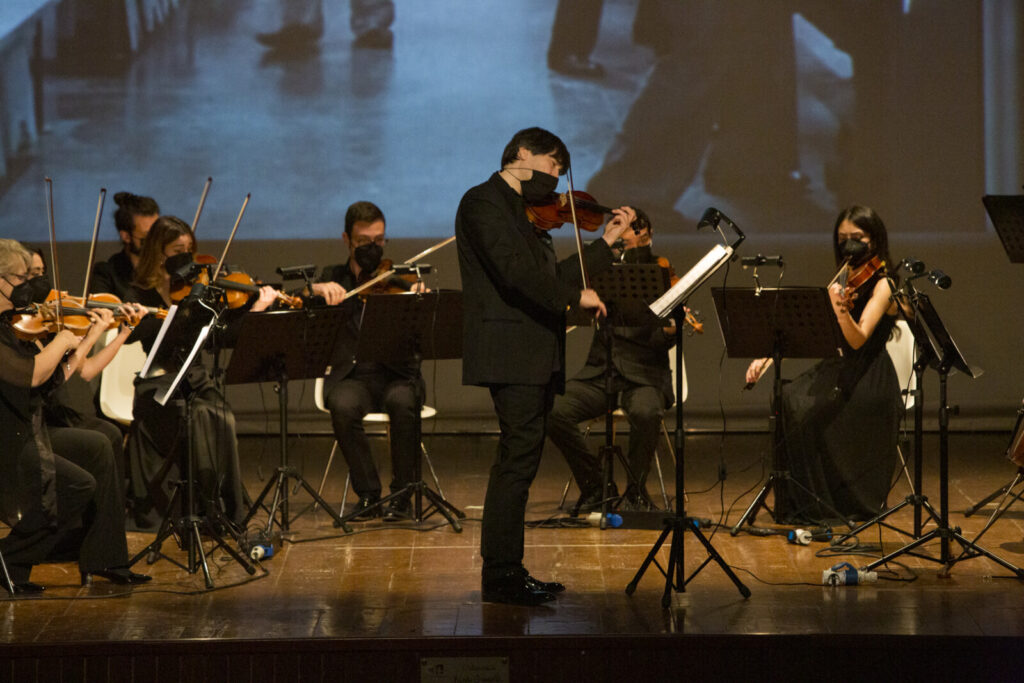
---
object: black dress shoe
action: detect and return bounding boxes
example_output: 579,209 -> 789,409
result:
571,481 -> 619,517
255,22 -> 323,49
482,569 -> 556,606
549,54 -> 606,79
352,496 -> 383,521
383,494 -> 412,522
11,581 -> 45,595
525,573 -> 565,594
81,567 -> 152,586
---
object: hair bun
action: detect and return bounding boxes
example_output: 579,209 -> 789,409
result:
113,192 -> 134,205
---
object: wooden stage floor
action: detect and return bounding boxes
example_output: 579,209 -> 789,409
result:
3,431 -> 1024,680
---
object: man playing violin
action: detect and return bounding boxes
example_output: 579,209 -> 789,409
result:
546,207 -> 676,514
312,200 -> 424,521
91,192 -> 160,303
455,127 -> 634,606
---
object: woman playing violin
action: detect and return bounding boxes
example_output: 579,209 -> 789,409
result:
744,205 -> 902,524
26,247 -> 149,491
126,216 -> 276,529
0,239 -> 150,592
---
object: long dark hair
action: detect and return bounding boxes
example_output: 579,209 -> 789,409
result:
133,216 -> 195,290
831,205 -> 892,270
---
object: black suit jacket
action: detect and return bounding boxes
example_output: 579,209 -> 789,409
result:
91,251 -> 138,303
455,172 -> 613,391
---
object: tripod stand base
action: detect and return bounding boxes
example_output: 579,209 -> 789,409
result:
627,515 -> 750,607
129,482 -> 257,589
334,480 -> 465,531
244,465 -> 354,535
731,470 -> 855,535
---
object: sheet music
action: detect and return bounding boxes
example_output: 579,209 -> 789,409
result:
650,244 -> 733,318
139,304 -> 178,379
156,322 -> 213,406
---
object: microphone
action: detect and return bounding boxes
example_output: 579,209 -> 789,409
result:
393,263 -> 432,275
928,269 -> 952,289
739,254 -> 784,268
899,257 -> 926,274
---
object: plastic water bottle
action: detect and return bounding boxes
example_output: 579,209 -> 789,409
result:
586,512 -> 623,528
821,561 -> 876,585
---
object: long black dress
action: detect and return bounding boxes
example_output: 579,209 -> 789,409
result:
775,272 -> 902,524
124,288 -> 248,527
0,323 -> 131,584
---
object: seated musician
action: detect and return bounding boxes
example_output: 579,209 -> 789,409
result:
28,246 -> 143,489
90,192 -> 160,302
310,200 -> 424,521
744,205 -> 901,524
546,207 -> 676,514
0,238 -> 150,591
124,216 -> 276,529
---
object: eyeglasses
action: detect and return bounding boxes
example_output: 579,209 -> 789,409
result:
3,272 -> 28,284
351,237 -> 387,248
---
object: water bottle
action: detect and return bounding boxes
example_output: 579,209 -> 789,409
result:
821,561 -> 876,585
586,512 -> 623,528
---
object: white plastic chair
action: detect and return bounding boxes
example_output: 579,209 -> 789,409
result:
886,319 -> 918,490
560,351 -> 687,510
313,377 -> 443,511
97,328 -> 147,425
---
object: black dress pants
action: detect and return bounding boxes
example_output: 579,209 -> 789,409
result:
480,381 -> 555,580
325,366 -> 423,499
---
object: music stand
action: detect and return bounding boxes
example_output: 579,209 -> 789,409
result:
716,286 -> 855,531
567,263 -> 671,520
626,241 -> 751,605
982,195 -> 1024,263
232,307 -> 352,536
129,296 -> 257,588
332,290 -> 465,531
859,289 -> 1022,576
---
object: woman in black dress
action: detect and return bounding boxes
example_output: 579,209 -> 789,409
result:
125,217 -> 275,528
745,205 -> 903,524
0,239 -> 149,592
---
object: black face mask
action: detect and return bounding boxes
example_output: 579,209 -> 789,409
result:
4,275 -> 51,308
839,238 -> 870,266
622,244 -> 653,264
353,242 -> 384,273
519,170 -> 559,204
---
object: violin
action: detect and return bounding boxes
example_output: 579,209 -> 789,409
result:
654,256 -> 703,334
526,190 -> 613,231
355,259 -> 418,296
169,255 -> 302,309
840,255 -> 885,292
11,297 -> 156,341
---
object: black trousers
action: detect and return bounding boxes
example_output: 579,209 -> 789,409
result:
325,366 -> 423,499
480,381 -> 556,580
0,428 -> 128,583
547,375 -> 665,493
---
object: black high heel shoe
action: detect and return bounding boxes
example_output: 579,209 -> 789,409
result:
80,567 -> 152,586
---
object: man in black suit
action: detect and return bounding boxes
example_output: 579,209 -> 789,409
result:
315,201 -> 422,522
547,208 -> 675,514
455,127 -> 634,606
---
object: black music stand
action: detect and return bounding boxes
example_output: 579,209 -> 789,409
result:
567,263 -> 671,519
716,287 -> 853,532
332,290 -> 466,531
859,290 -> 1022,576
965,196 -> 1024,520
625,240 -> 750,605
129,297 -> 257,588
982,195 -> 1024,263
233,307 -> 353,536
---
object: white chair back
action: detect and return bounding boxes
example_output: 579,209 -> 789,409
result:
313,376 -> 437,421
885,320 -> 917,411
97,328 -> 147,425
669,349 -> 687,405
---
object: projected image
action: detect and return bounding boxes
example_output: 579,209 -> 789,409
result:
0,0 -> 1016,242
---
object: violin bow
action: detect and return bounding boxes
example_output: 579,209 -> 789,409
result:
81,188 -> 106,299
44,178 -> 64,330
212,193 -> 250,282
191,177 -> 212,236
564,167 -> 591,291
344,235 -> 456,299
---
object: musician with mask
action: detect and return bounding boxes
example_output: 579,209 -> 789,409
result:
90,192 -> 160,302
744,205 -> 902,524
546,207 -> 675,514
0,238 -> 150,591
456,127 -> 634,605
312,201 -> 423,522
